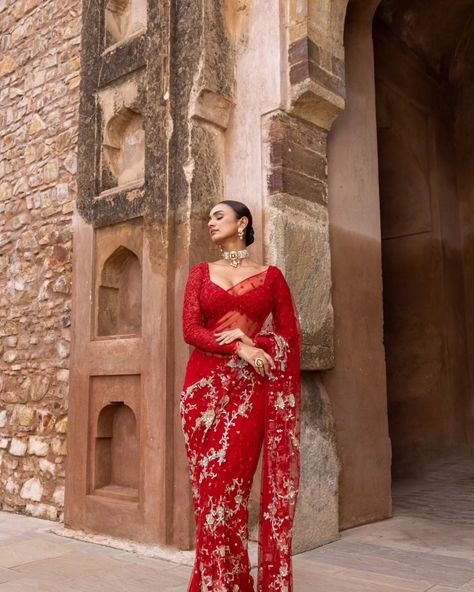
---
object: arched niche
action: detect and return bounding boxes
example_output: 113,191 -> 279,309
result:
102,107 -> 145,190
97,245 -> 142,337
105,0 -> 147,47
94,403 -> 139,500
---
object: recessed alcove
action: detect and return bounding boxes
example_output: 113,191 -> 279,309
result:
105,0 -> 147,47
94,402 -> 139,501
97,245 -> 142,337
102,107 -> 145,191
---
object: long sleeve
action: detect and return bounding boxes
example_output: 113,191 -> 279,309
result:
252,268 -> 301,357
182,263 -> 238,355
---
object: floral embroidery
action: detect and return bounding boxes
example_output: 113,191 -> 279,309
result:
180,263 -> 302,591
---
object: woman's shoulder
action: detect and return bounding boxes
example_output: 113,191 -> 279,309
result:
190,261 -> 208,272
267,264 -> 284,278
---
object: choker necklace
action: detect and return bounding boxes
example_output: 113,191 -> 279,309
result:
221,248 -> 249,268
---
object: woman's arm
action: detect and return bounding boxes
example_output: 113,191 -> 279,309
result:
182,263 -> 239,354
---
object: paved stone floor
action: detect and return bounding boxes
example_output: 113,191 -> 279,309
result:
1,456 -> 474,591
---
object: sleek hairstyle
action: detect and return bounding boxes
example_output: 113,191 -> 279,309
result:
217,200 -> 255,246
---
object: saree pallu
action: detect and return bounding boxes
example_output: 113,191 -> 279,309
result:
180,262 -> 302,592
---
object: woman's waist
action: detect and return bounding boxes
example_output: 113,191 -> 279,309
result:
195,348 -> 233,359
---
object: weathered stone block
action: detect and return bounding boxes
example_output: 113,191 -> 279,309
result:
20,478 -> 43,501
55,417 -> 67,434
51,437 -> 67,456
264,193 -> 334,370
39,458 -> 56,476
53,486 -> 65,507
9,438 -> 27,456
292,374 -> 340,553
11,405 -> 35,427
25,503 -> 57,520
28,436 -> 49,456
30,376 -> 50,402
5,478 -> 19,494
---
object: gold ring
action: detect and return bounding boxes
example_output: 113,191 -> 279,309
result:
255,358 -> 264,368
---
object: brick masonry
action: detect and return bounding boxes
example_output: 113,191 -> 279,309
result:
0,0 -> 81,520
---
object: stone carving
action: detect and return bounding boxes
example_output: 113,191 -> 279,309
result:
93,403 -> 139,501
105,0 -> 147,47
102,107 -> 145,191
97,245 -> 142,337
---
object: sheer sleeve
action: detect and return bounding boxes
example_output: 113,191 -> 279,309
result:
251,267 -> 302,359
182,263 -> 239,355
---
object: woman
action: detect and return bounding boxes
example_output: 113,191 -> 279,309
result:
180,200 -> 302,592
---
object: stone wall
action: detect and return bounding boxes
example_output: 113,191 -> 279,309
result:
0,0 -> 81,520
374,20 -> 469,476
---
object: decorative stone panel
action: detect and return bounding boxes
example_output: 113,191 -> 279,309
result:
105,0 -> 147,47
65,0 -> 174,547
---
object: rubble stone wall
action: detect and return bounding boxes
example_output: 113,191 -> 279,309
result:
0,0 -> 81,520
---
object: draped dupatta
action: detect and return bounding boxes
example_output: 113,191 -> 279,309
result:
252,271 -> 302,592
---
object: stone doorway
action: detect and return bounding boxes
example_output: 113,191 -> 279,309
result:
372,0 -> 474,511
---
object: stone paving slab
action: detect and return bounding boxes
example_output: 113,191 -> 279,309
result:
303,540 -> 474,586
1,510 -> 474,591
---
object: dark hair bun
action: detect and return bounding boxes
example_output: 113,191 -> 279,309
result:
245,225 -> 255,246
216,199 -> 255,246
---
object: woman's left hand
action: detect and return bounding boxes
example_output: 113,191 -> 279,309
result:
214,328 -> 253,346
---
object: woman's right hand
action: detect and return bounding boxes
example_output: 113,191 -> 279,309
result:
235,342 -> 275,377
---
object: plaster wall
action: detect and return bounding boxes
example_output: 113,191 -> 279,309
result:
374,23 -> 470,476
224,0 -> 283,263
222,1 -> 340,551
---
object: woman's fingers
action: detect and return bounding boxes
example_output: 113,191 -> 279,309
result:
253,353 -> 273,376
215,331 -> 234,344
262,359 -> 271,375
215,330 -> 238,344
264,352 -> 276,369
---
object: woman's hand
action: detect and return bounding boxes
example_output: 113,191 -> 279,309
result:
214,328 -> 254,347
234,342 -> 276,377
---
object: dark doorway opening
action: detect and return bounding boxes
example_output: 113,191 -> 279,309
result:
373,0 -> 474,521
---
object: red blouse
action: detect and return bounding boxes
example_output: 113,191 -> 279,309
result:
182,262 -> 300,357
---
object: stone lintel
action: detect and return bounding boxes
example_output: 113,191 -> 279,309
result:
290,82 -> 345,131
190,89 -> 234,130
288,36 -> 345,130
99,33 -> 146,88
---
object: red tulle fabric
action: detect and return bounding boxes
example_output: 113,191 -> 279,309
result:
180,262 -> 302,592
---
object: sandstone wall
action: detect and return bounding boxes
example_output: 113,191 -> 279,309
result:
0,0 -> 81,520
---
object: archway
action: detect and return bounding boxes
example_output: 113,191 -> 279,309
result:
325,0 -> 474,529
373,0 -> 474,519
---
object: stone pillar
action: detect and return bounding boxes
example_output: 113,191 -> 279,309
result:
323,0 -> 392,528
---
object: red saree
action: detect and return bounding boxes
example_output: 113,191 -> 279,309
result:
180,262 -> 302,592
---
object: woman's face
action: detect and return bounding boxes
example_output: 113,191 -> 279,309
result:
208,203 -> 246,245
